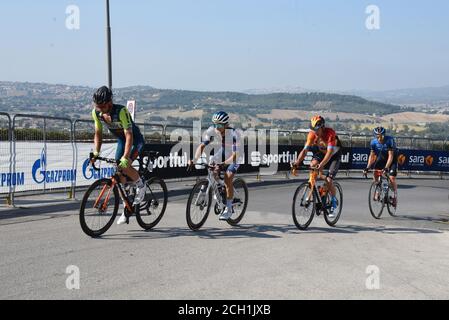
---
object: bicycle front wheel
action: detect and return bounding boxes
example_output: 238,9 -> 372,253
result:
292,182 -> 315,230
227,178 -> 249,226
323,182 -> 343,227
136,177 -> 168,230
186,179 -> 212,231
79,178 -> 119,237
368,182 -> 384,219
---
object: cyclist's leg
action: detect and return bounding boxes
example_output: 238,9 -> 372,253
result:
119,137 -> 144,183
373,158 -> 386,183
224,164 -> 239,200
115,138 -> 130,184
326,152 -> 341,197
389,160 -> 398,193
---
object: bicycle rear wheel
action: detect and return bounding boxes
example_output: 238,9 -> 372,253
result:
387,184 -> 398,217
186,179 -> 212,231
136,177 -> 168,230
79,178 -> 119,237
323,182 -> 343,226
227,178 -> 249,226
292,182 -> 315,230
368,182 -> 384,219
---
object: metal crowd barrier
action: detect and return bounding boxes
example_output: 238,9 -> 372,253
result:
0,113 -> 13,204
11,114 -> 75,206
1,110 -> 448,207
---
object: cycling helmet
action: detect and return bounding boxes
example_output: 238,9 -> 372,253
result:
373,126 -> 386,136
310,115 -> 325,130
93,86 -> 113,104
212,111 -> 229,125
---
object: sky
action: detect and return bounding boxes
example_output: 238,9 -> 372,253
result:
1,0 -> 449,92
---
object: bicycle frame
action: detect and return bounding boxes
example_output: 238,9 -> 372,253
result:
195,167 -> 224,209
306,168 -> 329,211
91,155 -> 135,215
372,169 -> 391,202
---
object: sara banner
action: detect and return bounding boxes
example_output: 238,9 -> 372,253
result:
350,147 -> 449,171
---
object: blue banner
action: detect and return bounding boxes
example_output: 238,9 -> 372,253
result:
348,147 -> 449,172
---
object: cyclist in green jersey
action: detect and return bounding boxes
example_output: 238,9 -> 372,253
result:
91,86 -> 146,225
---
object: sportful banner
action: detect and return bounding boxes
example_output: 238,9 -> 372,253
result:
1,142 -> 448,194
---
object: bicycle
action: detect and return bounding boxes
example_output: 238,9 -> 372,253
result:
79,151 -> 168,237
365,169 -> 397,219
186,162 -> 248,231
292,165 -> 343,230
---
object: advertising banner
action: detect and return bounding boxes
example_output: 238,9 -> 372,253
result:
1,141 -> 448,195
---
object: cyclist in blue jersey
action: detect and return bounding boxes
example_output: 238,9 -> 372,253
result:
364,127 -> 398,206
91,86 -> 146,225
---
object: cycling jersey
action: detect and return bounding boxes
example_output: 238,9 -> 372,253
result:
370,135 -> 398,176
92,104 -> 143,140
92,104 -> 145,161
202,126 -> 243,165
304,127 -> 341,156
370,135 -> 397,159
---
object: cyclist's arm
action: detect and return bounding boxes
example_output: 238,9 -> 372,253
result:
294,148 -> 307,166
366,150 -> 376,169
295,132 -> 314,165
385,150 -> 394,169
223,143 -> 238,165
385,138 -> 396,169
192,127 -> 215,163
122,129 -> 134,159
224,132 -> 240,165
119,108 -> 134,159
92,109 -> 103,153
319,147 -> 334,168
193,143 -> 206,163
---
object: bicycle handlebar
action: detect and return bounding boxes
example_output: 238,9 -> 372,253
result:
89,152 -> 118,171
363,169 -> 390,179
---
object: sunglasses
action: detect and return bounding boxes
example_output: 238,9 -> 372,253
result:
95,103 -> 110,110
214,123 -> 226,129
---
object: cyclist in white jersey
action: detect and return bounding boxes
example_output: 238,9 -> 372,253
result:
189,111 -> 243,221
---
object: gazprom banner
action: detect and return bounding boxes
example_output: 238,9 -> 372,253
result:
0,142 -> 118,194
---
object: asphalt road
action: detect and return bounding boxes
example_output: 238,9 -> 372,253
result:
0,175 -> 448,299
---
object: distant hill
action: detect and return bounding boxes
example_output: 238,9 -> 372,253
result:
0,81 -> 405,121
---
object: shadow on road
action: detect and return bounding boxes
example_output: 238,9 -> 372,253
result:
0,201 -> 80,225
96,221 -> 442,240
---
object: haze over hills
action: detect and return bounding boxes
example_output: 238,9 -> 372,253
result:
244,84 -> 449,108
348,85 -> 449,106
